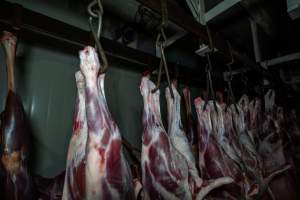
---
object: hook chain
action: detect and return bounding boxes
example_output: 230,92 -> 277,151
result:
151,0 -> 174,99
225,41 -> 239,113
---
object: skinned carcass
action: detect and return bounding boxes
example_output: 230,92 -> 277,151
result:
229,101 -> 276,199
79,46 -> 134,199
0,31 -> 34,200
223,104 -> 260,197
166,83 -> 232,199
258,90 -> 299,200
195,98 -> 241,200
286,109 -> 300,179
182,86 -> 199,163
140,74 -> 192,200
62,71 -> 87,200
210,101 -> 245,172
182,87 -> 198,150
220,93 -> 293,199
141,76 -> 232,200
238,95 -> 257,146
248,98 -> 263,148
166,82 -> 202,192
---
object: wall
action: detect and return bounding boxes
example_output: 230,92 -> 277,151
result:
0,41 -> 146,177
1,0 -> 201,178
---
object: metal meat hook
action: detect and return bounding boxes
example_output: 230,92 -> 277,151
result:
87,0 -> 108,73
88,0 -> 103,18
149,0 -> 173,98
151,43 -> 174,99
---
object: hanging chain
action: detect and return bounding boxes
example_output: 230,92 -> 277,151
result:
151,0 -> 174,99
203,52 -> 217,112
206,25 -> 214,53
88,0 -> 108,74
160,0 -> 168,28
202,23 -> 218,111
226,41 -> 239,113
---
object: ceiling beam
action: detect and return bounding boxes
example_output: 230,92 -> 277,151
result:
185,0 -> 206,24
261,51 -> 300,69
205,0 -> 241,22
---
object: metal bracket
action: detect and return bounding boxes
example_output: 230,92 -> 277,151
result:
205,0 -> 241,22
195,43 -> 217,57
260,51 -> 300,69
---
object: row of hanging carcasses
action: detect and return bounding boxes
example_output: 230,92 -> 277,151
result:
62,46 -> 300,200
138,74 -> 300,200
0,33 -> 299,199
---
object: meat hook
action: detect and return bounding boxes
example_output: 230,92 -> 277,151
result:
151,41 -> 174,99
151,0 -> 174,99
87,0 -> 108,74
203,25 -> 218,112
160,0 -> 168,28
241,71 -> 249,95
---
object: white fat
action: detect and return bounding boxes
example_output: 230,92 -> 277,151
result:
85,146 -> 103,198
170,133 -> 195,165
166,85 -> 196,169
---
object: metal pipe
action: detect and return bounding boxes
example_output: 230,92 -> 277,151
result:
250,19 -> 262,62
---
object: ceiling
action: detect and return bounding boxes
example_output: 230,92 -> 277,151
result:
173,0 -> 300,94
8,0 -> 300,96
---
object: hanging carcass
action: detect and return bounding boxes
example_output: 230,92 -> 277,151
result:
182,86 -> 198,153
258,90 -> 299,200
166,82 -> 202,192
166,82 -> 233,199
79,46 -> 134,199
286,109 -> 300,179
140,74 -> 192,200
195,98 -> 244,199
0,31 -> 34,199
140,70 -> 234,200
